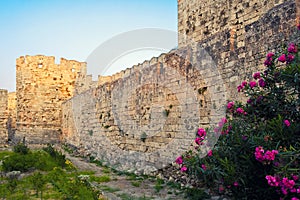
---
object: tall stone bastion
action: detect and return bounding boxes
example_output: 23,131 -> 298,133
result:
1,0 -> 300,174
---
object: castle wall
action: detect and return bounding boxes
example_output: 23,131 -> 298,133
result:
61,0 -> 299,173
74,66 -> 97,95
7,92 -> 16,141
180,0 -> 299,101
178,0 -> 290,47
0,89 -> 8,144
15,55 -> 85,144
62,51 -> 219,173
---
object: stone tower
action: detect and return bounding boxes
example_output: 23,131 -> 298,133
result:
0,89 -> 8,143
15,55 -> 86,143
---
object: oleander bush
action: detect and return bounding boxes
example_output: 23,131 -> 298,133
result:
176,40 -> 300,199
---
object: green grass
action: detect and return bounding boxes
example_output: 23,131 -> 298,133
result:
78,170 -> 95,175
102,167 -> 111,174
131,181 -> 141,187
166,181 -> 181,189
91,175 -> 111,183
184,187 -> 210,200
126,173 -> 139,180
99,185 -> 120,193
0,145 -> 100,200
118,193 -> 153,200
154,178 -> 165,193
0,150 -> 13,159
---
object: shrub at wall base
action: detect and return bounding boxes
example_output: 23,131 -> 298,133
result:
176,34 -> 300,199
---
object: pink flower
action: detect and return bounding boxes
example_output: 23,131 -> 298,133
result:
237,81 -> 248,92
291,197 -> 299,200
255,146 -> 265,162
267,52 -> 275,58
266,175 -> 280,187
281,187 -> 288,195
207,150 -> 213,157
241,81 -> 248,87
221,117 -> 227,124
249,81 -> 257,88
264,59 -> 272,66
218,117 -> 227,128
201,164 -> 207,170
233,182 -> 239,187
175,156 -> 183,164
180,166 -> 187,172
287,54 -> 295,63
292,175 -> 299,181
219,186 -> 225,192
253,72 -> 261,79
282,177 -> 295,189
237,85 -> 243,92
264,52 -> 275,66
236,107 -> 245,114
227,101 -> 234,109
264,150 -> 278,161
197,128 -> 206,137
288,43 -> 297,53
221,129 -> 229,135
284,120 -> 291,127
258,79 -> 266,87
195,137 -> 202,145
255,146 -> 278,163
278,54 -> 286,62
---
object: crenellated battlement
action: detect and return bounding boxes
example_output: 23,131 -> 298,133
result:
17,55 -> 86,72
96,53 -> 168,87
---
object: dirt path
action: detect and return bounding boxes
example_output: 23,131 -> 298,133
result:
64,152 -> 187,200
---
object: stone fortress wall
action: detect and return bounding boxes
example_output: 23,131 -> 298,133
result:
179,0 -> 297,100
0,0 -> 299,172
15,55 -> 87,143
0,89 -> 8,143
61,50 -> 218,173
7,92 -> 16,141
61,0 -> 300,172
0,90 -> 17,144
178,0 -> 290,47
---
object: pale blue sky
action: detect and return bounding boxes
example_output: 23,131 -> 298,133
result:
0,0 -> 177,92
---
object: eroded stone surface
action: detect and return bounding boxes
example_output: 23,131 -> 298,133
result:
0,89 -> 8,144
15,56 -> 87,143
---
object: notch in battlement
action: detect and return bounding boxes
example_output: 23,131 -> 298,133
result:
16,55 -> 86,73
0,89 -> 8,100
0,89 -> 8,94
